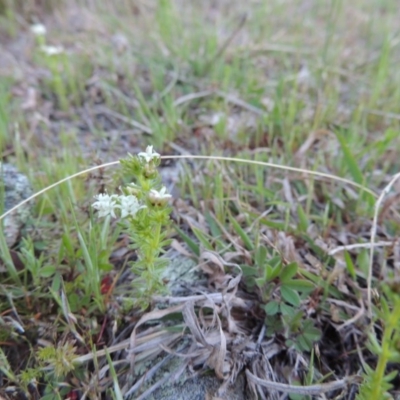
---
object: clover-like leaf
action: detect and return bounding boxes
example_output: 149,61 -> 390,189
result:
280,262 -> 298,283
264,301 -> 279,316
281,285 -> 301,307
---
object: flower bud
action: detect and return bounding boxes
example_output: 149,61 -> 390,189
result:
143,163 -> 158,179
125,183 -> 140,196
148,187 -> 172,206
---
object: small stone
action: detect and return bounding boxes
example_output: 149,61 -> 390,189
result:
1,163 -> 33,247
148,372 -> 247,400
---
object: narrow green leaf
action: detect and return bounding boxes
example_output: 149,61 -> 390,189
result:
344,250 -> 356,280
380,295 -> 389,317
384,370 -> 398,382
300,270 -> 321,284
367,331 -> 382,354
357,248 -> 370,277
336,131 -> 364,184
387,351 -> 400,363
284,279 -> 314,293
259,217 -> 287,230
192,227 -> 213,250
267,263 -> 282,281
0,227 -> 21,285
52,272 -> 62,292
174,225 -> 200,256
62,232 -> 74,255
0,348 -> 16,381
255,246 -> 267,268
296,204 -> 309,232
77,230 -> 95,277
229,214 -> 254,250
105,349 -> 124,400
204,210 -> 223,238
363,363 -> 374,375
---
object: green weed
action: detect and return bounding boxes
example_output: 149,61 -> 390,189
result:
1,0 -> 400,397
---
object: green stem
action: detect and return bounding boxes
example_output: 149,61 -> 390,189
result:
141,217 -> 162,290
152,221 -> 161,257
370,298 -> 400,398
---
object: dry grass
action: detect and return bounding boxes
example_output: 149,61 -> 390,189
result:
1,1 -> 400,399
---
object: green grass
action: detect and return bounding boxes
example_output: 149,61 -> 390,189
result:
1,0 -> 400,398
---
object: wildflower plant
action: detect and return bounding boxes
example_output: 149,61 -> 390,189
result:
31,23 -> 47,46
31,23 -> 68,111
92,146 -> 172,309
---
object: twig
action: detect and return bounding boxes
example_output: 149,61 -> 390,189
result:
0,161 -> 120,222
0,155 -> 378,224
368,172 -> 400,319
173,90 -> 214,107
335,300 -> 365,331
245,369 -> 356,395
328,241 -> 393,256
234,43 -> 315,56
216,90 -> 266,116
96,105 -> 152,134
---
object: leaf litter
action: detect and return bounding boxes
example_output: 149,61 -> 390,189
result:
2,1 -> 400,399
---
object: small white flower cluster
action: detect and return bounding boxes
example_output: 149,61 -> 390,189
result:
40,45 -> 64,56
30,23 -> 65,56
149,186 -> 172,205
31,23 -> 47,36
92,147 -> 171,219
119,195 -> 144,218
92,193 -> 145,219
92,187 -> 171,219
92,193 -> 118,218
138,145 -> 160,163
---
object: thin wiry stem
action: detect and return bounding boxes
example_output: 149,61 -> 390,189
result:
328,241 -> 393,256
1,153 -> 386,322
367,171 -> 400,319
245,369 -> 358,395
0,154 -> 377,223
0,161 -> 120,222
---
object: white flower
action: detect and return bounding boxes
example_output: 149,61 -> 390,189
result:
31,23 -> 47,36
119,195 -> 145,218
149,186 -> 172,204
138,146 -> 160,163
40,45 -> 64,56
92,193 -> 118,218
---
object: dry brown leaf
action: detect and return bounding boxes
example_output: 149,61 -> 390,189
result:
182,301 -> 213,349
245,369 -> 353,395
128,304 -> 185,366
207,313 -> 227,380
170,238 -> 194,257
200,251 -> 226,274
